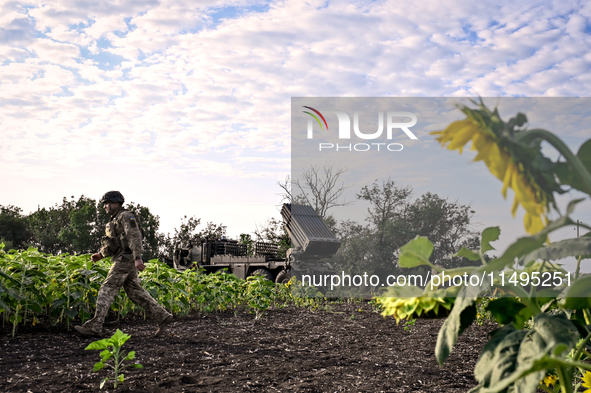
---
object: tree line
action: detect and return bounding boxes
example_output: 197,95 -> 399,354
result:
0,196 -> 226,261
1,174 -> 479,275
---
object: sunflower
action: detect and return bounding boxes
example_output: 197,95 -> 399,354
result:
583,370 -> 591,393
542,374 -> 557,387
377,285 -> 457,324
431,104 -> 554,235
378,295 -> 453,324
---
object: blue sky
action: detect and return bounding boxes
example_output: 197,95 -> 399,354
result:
1,0 -> 590,264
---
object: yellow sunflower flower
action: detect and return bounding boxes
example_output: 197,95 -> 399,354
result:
542,374 -> 557,387
378,295 -> 454,324
583,371 -> 591,393
432,116 -> 550,235
377,285 -> 456,324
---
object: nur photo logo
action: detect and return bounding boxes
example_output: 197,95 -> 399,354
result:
301,106 -> 418,152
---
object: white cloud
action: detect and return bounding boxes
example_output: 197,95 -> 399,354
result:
29,38 -> 80,66
84,15 -> 128,40
2,0 -> 591,181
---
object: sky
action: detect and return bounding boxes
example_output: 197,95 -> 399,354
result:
1,0 -> 591,266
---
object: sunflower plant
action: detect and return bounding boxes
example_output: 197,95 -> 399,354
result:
85,329 -> 143,389
378,101 -> 591,393
432,100 -> 591,235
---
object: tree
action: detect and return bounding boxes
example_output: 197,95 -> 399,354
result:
26,196 -> 163,259
335,180 -> 412,277
278,164 -> 352,219
28,196 -> 99,255
402,193 -> 478,268
158,215 -> 227,258
0,205 -> 31,251
357,179 -> 413,251
332,219 -> 374,275
253,217 -> 291,258
58,197 -> 101,254
332,181 -> 479,278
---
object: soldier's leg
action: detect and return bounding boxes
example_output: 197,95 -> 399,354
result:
81,259 -> 131,332
123,268 -> 172,324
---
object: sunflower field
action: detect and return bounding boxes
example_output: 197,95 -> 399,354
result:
0,246 -> 313,337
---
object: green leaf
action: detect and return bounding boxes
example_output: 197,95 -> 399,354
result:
558,139 -> 591,193
484,237 -> 546,272
100,350 -> 113,361
85,339 -> 110,350
111,329 -> 131,347
454,247 -> 480,261
125,351 -> 135,360
470,313 -> 580,393
486,298 -> 531,328
93,362 -> 105,372
555,162 -> 578,190
118,373 -> 124,382
509,330 -> 548,393
131,363 -> 143,368
471,325 -> 527,392
435,272 -> 491,365
568,317 -> 589,338
577,138 -> 591,170
436,297 -> 478,365
0,270 -> 20,285
533,289 -> 560,310
519,237 -> 591,265
564,275 -> 591,309
534,313 -> 579,356
398,236 -> 435,268
480,227 -> 500,254
27,302 -> 44,314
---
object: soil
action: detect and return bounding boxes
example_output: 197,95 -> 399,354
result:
0,302 -> 496,393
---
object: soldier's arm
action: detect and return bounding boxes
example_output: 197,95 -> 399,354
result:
99,241 -> 113,258
121,212 -> 144,261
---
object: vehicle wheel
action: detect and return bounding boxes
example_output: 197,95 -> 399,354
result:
275,271 -> 291,284
250,268 -> 274,282
173,259 -> 184,271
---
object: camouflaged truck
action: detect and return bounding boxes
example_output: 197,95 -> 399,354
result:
164,204 -> 341,284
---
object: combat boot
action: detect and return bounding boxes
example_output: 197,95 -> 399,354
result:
74,325 -> 103,338
154,315 -> 173,337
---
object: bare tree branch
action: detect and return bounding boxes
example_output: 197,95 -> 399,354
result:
278,164 -> 352,218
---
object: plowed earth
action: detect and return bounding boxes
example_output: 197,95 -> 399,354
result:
0,302 -> 495,393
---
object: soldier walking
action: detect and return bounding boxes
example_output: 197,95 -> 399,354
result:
75,191 -> 173,337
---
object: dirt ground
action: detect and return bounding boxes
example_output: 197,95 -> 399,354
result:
0,302 -> 495,393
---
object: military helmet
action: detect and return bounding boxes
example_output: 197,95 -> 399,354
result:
100,191 -> 125,204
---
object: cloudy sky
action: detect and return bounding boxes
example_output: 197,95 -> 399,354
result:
1,0 -> 591,261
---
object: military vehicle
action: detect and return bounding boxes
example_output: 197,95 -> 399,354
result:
164,204 -> 340,283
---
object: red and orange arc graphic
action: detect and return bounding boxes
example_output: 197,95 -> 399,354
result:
302,106 -> 329,130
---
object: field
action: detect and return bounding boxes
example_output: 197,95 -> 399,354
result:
4,104 -> 591,393
0,301 -> 493,392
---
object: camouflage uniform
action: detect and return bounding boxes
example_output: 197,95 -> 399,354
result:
80,206 -> 171,333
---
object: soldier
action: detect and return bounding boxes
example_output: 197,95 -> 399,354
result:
74,191 -> 173,337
